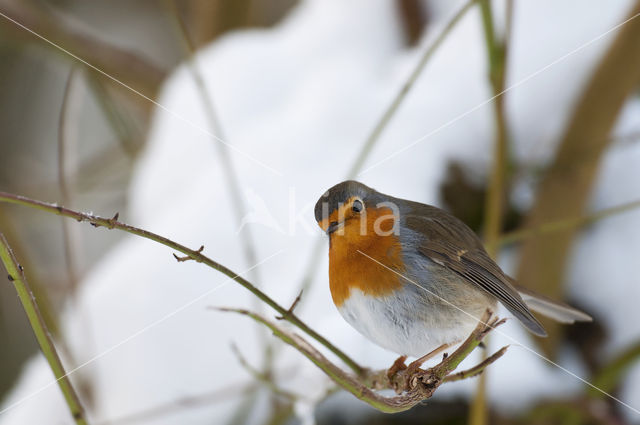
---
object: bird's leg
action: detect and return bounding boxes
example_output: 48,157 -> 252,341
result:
406,343 -> 451,375
386,355 -> 408,380
385,345 -> 451,394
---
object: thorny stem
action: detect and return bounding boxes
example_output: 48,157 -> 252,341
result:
223,308 -> 507,413
0,191 -> 365,376
0,234 -> 89,425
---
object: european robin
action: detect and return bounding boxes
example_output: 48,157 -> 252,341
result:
315,180 -> 591,357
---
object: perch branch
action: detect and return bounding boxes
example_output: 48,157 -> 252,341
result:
221,307 -> 507,413
0,191 -> 364,376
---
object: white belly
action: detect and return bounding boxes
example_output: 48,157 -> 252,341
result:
338,288 -> 486,357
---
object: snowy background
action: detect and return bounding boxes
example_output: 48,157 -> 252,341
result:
1,0 -> 640,424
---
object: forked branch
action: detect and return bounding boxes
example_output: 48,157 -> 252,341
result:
220,308 -> 508,413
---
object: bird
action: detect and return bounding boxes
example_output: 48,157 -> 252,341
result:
314,180 -> 591,357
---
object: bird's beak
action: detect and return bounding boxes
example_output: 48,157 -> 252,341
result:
326,221 -> 343,235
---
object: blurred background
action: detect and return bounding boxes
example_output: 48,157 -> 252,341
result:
1,0 -> 640,424
0,0 -> 295,401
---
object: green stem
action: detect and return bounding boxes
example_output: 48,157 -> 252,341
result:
589,342 -> 640,398
0,191 -> 365,376
497,199 -> 640,247
347,0 -> 478,178
476,1 -> 511,424
481,0 -> 508,257
0,234 -> 88,425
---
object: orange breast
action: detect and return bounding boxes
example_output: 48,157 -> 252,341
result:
328,207 -> 405,307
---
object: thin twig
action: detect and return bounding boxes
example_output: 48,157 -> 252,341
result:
85,74 -> 143,157
58,67 -> 81,295
221,307 -> 507,413
497,199 -> 640,247
164,1 -> 275,378
444,345 -> 509,382
97,382 -> 256,425
0,233 -> 89,425
347,0 -> 478,178
230,343 -> 301,401
276,289 -> 303,320
165,0 -> 261,283
0,191 -> 364,376
475,0 -> 512,423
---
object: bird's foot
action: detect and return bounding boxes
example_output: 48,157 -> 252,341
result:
406,343 -> 451,375
384,344 -> 452,394
386,355 -> 407,381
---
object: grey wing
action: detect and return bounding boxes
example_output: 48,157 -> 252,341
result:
404,208 -> 547,337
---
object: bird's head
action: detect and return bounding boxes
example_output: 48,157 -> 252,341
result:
315,180 -> 398,237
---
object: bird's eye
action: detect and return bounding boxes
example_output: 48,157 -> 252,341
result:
352,199 -> 363,213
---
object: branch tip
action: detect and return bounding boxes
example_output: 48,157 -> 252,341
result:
276,289 -> 303,320
172,253 -> 191,262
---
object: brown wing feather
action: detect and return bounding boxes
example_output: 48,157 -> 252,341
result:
405,207 -> 547,337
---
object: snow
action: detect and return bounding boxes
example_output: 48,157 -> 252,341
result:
2,0 -> 640,423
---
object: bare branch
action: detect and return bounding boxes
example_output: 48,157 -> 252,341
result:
276,289 -> 303,320
221,307 -> 507,413
0,191 -> 365,376
445,346 -> 509,383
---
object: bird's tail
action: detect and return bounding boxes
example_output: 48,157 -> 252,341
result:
514,284 -> 592,324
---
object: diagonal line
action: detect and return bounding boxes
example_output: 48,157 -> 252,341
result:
356,249 -> 640,416
0,11 -> 282,177
0,249 -> 284,417
358,10 -> 640,176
